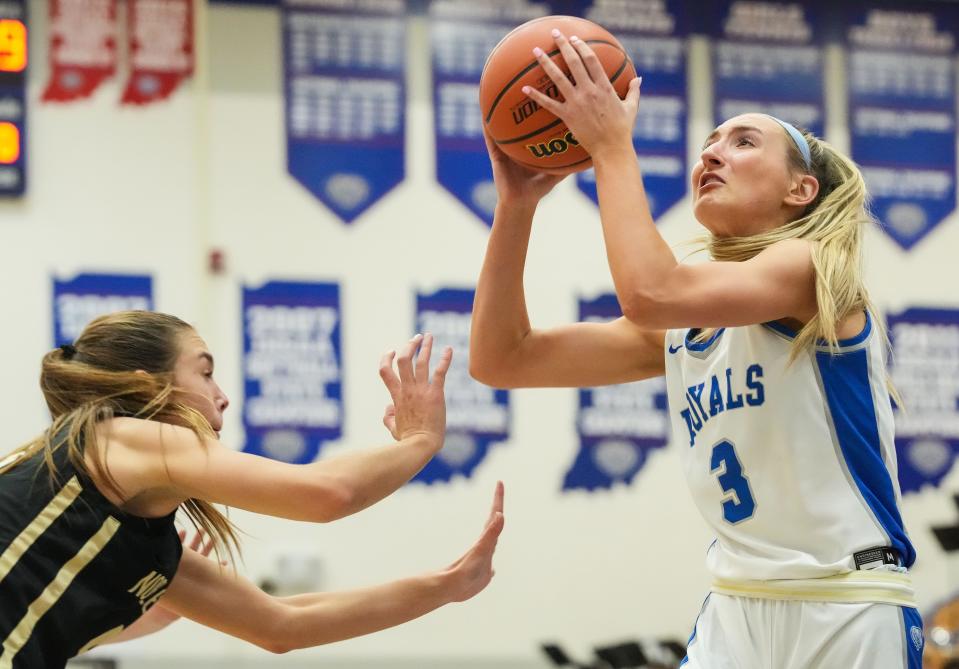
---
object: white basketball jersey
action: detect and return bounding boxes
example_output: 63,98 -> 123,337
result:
664,313 -> 915,583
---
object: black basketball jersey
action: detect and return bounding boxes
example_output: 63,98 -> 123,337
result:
0,437 -> 182,668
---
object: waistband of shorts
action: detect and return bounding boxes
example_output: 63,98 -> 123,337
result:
711,570 -> 916,607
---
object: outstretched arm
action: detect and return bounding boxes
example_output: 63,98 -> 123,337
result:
101,334 -> 453,523
159,484 -> 505,653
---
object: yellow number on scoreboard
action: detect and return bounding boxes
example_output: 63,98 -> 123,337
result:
0,123 -> 20,164
0,20 -> 27,73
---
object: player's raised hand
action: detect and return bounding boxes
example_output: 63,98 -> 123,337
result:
443,481 -> 506,602
483,127 -> 566,208
379,333 -> 452,450
524,29 -> 641,157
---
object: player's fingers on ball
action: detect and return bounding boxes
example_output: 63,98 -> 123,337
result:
532,45 -> 575,97
569,35 -> 607,86
551,29 -> 591,84
626,76 -> 642,105
623,83 -> 641,117
522,85 -> 562,116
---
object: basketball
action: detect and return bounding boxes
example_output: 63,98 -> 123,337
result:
479,15 -> 636,175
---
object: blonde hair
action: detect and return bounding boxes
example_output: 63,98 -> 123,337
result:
701,126 -> 886,362
1,311 -> 240,563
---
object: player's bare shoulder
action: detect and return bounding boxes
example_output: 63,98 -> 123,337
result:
758,237 -> 815,268
97,416 -> 204,457
756,238 -> 817,315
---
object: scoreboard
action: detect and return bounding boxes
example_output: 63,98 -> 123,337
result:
0,1 -> 26,196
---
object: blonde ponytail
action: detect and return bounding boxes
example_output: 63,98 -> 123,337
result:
703,130 -> 888,363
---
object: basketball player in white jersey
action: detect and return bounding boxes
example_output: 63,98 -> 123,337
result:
470,29 -> 922,668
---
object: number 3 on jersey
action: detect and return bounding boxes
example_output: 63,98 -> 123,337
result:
710,440 -> 756,524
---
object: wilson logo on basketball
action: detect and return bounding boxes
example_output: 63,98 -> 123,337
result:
511,83 -> 560,124
527,130 -> 580,159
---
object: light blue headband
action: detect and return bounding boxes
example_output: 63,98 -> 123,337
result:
765,115 -> 812,171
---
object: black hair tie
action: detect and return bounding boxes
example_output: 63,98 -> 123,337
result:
59,344 -> 77,360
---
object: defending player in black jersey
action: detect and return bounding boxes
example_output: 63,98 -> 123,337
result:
0,311 -> 504,668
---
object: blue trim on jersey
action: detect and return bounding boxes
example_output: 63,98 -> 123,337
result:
685,328 -> 725,352
763,311 -> 872,347
815,347 -> 916,567
902,607 -> 924,669
680,594 -> 711,666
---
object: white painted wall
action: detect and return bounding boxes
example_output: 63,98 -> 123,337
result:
1,3 -> 955,666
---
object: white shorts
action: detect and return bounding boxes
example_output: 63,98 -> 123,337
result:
681,593 -> 924,669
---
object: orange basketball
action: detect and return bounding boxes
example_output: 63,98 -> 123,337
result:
479,15 -> 636,175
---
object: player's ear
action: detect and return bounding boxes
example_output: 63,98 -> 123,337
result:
785,174 -> 818,209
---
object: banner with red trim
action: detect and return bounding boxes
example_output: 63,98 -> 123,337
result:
121,0 -> 193,105
42,0 -> 117,102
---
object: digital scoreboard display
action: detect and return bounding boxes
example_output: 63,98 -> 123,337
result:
0,2 -> 26,196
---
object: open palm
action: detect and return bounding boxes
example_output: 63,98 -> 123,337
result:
445,481 -> 505,603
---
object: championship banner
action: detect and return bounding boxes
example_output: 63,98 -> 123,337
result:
572,0 -> 688,219
121,0 -> 193,105
430,0 -> 552,226
0,0 -> 27,196
413,288 -> 510,483
842,2 -> 957,250
53,273 -> 153,346
242,281 -> 342,465
708,0 -> 825,136
888,308 -> 959,494
282,0 -> 406,223
564,294 -> 668,491
42,0 -> 117,102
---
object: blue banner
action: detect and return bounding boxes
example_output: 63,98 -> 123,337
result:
282,0 -> 406,223
53,273 -> 153,346
413,288 -> 510,483
572,0 -> 688,219
709,0 -> 825,137
431,0 -> 552,226
564,294 -> 668,491
888,308 -> 959,494
242,281 -> 342,464
843,2 -> 957,250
